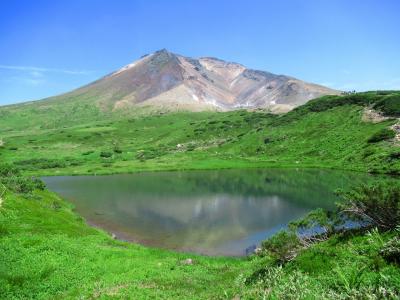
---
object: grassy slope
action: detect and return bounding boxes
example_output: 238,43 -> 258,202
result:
0,92 -> 399,176
0,190 -> 251,299
0,91 -> 399,299
2,185 -> 399,299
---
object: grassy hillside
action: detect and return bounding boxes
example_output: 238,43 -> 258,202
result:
0,188 -> 251,299
0,91 -> 399,299
0,91 -> 399,176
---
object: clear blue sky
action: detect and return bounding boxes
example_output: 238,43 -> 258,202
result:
0,0 -> 399,105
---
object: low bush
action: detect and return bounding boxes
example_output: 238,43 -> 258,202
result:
0,164 -> 45,194
261,231 -> 301,264
367,128 -> 396,143
82,150 -> 94,156
113,147 -> 123,154
100,151 -> 113,158
380,235 -> 400,265
14,158 -> 67,170
337,183 -> 400,231
374,94 -> 400,117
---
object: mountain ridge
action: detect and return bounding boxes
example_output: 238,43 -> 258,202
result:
17,49 -> 341,113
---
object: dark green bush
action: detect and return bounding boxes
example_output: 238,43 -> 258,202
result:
82,150 -> 94,156
15,158 -> 67,169
100,151 -> 113,158
374,94 -> 400,117
113,147 -> 123,154
261,231 -> 301,264
337,183 -> 400,231
0,164 -> 45,194
380,235 -> 400,265
367,128 -> 395,143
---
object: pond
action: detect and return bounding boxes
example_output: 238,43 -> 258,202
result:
43,168 -> 387,256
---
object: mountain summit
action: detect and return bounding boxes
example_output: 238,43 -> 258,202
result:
50,49 -> 340,113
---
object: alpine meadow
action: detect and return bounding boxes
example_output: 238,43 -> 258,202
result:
1,1 -> 400,299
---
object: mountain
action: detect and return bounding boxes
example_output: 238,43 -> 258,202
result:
42,49 -> 340,113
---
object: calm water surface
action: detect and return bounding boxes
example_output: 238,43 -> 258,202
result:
43,169 -> 386,256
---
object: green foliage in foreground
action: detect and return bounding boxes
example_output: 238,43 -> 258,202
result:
260,183 -> 400,263
0,171 -> 399,299
252,183 -> 400,298
0,188 -> 251,299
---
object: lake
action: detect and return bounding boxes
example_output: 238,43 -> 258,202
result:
43,168 -> 386,256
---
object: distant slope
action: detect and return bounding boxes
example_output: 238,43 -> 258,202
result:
1,91 -> 399,175
37,49 -> 339,113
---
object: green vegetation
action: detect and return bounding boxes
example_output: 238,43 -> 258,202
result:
248,183 -> 400,299
0,91 -> 399,176
0,91 -> 399,298
0,171 -> 250,299
368,128 -> 396,143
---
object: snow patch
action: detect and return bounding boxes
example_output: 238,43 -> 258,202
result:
111,52 -> 155,76
233,101 -> 254,109
112,62 -> 138,76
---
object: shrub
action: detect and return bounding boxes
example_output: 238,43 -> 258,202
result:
0,164 -> 45,194
82,150 -> 94,156
15,158 -> 67,170
264,137 -> 272,144
380,235 -> 400,265
374,94 -> 400,117
100,151 -> 113,158
337,183 -> 400,231
113,147 -> 122,154
367,128 -> 395,143
261,231 -> 301,263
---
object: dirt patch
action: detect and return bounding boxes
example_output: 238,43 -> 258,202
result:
0,183 -> 5,208
362,108 -> 390,123
391,123 -> 400,142
92,284 -> 130,298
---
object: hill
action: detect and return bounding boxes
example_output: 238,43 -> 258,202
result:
0,91 -> 399,175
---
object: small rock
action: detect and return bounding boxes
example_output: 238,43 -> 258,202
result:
111,233 -> 116,239
254,247 -> 262,255
180,258 -> 194,265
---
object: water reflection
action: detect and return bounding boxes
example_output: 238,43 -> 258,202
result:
43,168 -> 388,256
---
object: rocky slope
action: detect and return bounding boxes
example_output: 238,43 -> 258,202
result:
47,49 -> 340,113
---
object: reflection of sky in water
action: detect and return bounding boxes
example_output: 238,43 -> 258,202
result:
43,169 -> 384,256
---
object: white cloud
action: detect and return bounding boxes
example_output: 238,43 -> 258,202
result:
334,78 -> 400,92
0,65 -> 92,75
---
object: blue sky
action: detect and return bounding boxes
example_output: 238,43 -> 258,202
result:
0,0 -> 399,105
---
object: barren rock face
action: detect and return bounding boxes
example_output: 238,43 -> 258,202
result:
47,49 -> 340,112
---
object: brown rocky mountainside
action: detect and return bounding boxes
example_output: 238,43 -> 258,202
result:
49,49 -> 340,113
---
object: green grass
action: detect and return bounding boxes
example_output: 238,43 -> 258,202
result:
0,190 -> 253,299
2,187 -> 399,299
0,91 -> 399,176
0,91 -> 399,299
